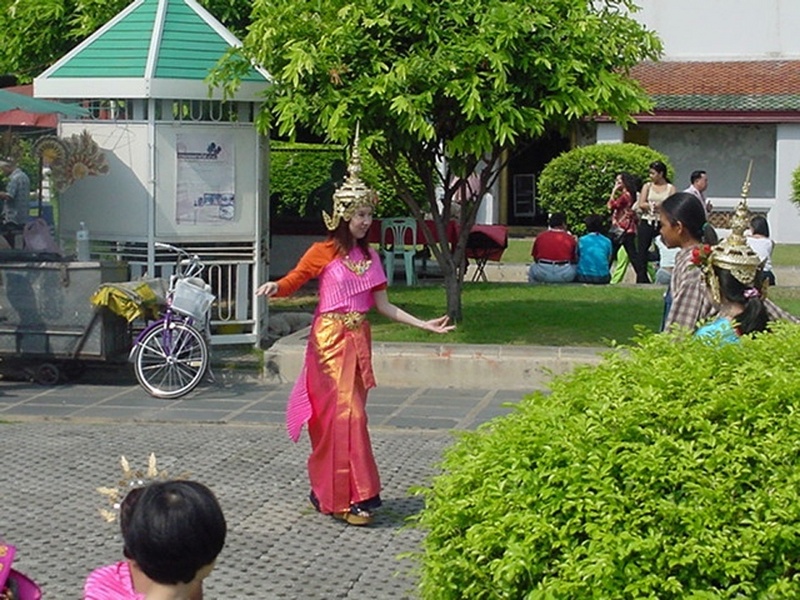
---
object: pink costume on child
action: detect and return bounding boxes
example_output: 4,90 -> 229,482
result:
284,246 -> 387,514
84,561 -> 143,600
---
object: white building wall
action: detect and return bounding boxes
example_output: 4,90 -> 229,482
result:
57,122 -> 262,244
632,0 -> 800,60
599,0 -> 800,242
596,123 -> 624,144
773,125 -> 800,243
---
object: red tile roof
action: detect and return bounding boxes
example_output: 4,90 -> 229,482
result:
628,60 -> 800,120
631,60 -> 800,96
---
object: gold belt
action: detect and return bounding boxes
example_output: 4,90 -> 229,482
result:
321,311 -> 366,330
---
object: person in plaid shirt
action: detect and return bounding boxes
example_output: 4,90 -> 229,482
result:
660,192 -> 797,332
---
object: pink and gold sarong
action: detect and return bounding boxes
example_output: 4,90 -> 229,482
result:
286,249 -> 386,514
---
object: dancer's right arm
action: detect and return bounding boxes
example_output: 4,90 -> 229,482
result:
256,241 -> 335,298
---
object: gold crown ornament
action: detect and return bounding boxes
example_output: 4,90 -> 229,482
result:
691,161 -> 764,303
322,124 -> 379,231
96,453 -> 189,523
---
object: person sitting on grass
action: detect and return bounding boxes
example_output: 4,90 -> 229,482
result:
575,214 -> 612,284
528,212 -> 577,284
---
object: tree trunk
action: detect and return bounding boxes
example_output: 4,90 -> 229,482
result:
444,267 -> 463,322
437,230 -> 469,323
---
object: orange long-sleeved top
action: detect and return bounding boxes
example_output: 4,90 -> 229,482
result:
274,240 -> 387,297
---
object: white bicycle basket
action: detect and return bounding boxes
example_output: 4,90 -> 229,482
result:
171,277 -> 215,321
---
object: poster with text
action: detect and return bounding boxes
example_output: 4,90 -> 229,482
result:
175,134 -> 235,225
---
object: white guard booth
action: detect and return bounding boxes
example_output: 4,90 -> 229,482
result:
34,0 -> 272,345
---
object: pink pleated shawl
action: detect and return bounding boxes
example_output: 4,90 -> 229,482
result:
285,249 -> 386,441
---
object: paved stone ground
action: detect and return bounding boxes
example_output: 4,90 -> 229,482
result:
0,363 -> 525,599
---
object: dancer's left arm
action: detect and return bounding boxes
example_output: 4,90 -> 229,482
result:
373,290 -> 455,334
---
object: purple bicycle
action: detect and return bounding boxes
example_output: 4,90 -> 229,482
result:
129,242 -> 215,398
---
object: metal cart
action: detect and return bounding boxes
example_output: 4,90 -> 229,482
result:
0,255 -> 130,384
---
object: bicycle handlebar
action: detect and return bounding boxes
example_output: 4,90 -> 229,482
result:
154,242 -> 204,278
154,241 -> 189,256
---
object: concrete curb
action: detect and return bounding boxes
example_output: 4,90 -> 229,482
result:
263,327 -> 610,390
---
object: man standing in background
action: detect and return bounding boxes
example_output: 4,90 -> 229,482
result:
684,170 -> 712,216
0,157 -> 30,225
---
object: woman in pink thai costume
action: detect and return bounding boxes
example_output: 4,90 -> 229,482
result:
256,132 -> 454,525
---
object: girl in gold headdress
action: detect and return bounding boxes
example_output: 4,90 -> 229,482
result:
691,243 -> 769,343
660,192 -> 797,334
256,131 -> 454,525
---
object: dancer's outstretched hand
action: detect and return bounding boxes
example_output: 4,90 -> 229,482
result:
256,282 -> 278,297
424,315 -> 456,334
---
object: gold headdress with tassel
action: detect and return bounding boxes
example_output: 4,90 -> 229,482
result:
322,124 -> 378,231
96,453 -> 188,523
694,161 -> 764,303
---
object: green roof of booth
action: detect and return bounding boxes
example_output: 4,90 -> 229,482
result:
34,0 -> 270,101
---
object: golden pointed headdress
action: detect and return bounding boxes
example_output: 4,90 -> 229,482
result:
322,124 -> 378,231
697,161 -> 764,302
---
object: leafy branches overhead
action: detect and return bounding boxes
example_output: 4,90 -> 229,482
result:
234,0 -> 661,158
213,0 -> 662,321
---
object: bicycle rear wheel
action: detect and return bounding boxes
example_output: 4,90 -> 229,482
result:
133,320 -> 209,399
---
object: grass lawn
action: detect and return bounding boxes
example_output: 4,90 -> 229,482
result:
269,282 -> 800,347
504,238 -> 800,267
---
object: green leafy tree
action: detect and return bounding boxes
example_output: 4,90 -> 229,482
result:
0,0 -> 252,82
791,163 -> 800,209
212,0 -> 662,321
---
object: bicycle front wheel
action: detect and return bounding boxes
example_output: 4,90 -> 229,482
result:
133,320 -> 209,399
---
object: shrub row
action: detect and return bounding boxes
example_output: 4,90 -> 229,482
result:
537,143 -> 673,234
416,324 -> 800,599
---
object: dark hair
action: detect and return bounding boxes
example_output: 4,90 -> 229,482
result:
618,172 -> 640,197
649,160 -> 670,182
750,215 -> 770,237
660,192 -> 717,244
690,170 -> 707,184
549,212 -> 567,228
121,487 -> 145,559
714,267 -> 768,335
328,214 -> 371,257
123,480 -> 227,585
584,213 -> 604,234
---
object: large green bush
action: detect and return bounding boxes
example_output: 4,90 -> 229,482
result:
791,163 -> 800,208
416,324 -> 800,599
537,143 -> 673,234
269,142 -> 417,220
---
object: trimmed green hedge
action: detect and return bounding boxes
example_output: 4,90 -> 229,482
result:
791,163 -> 800,208
269,141 -> 419,220
537,143 -> 673,234
416,324 -> 800,599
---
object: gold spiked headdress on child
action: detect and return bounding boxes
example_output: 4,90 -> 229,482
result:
322,125 -> 379,231
691,162 -> 765,303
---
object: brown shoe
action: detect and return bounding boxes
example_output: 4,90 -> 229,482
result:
332,505 -> 372,526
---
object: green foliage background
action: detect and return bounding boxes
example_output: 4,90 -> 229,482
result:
415,324 -> 800,598
791,163 -> 800,208
270,142 -> 417,220
0,137 -> 41,191
537,143 -> 673,234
